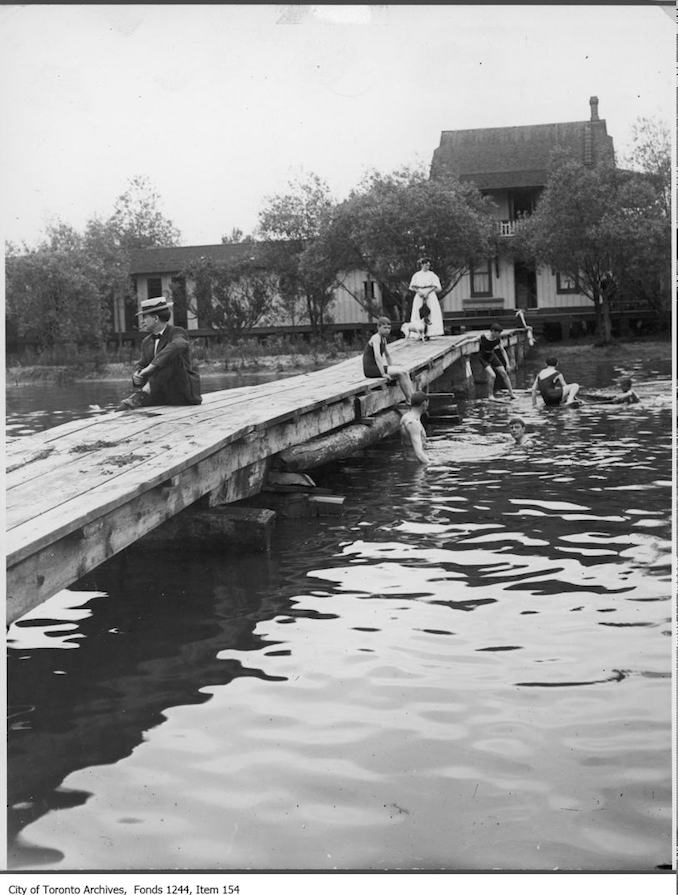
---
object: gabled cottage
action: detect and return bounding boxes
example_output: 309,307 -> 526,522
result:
431,96 -> 615,320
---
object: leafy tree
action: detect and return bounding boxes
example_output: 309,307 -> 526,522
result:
517,152 -> 662,344
616,118 -> 671,326
322,165 -> 496,320
183,254 -> 280,340
108,175 -> 180,250
258,174 -> 337,335
6,221 -> 108,350
518,148 -> 671,342
6,176 -> 182,349
221,227 -> 254,244
606,170 -> 671,329
624,117 -> 670,218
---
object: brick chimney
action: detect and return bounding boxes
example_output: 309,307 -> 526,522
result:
589,96 -> 599,122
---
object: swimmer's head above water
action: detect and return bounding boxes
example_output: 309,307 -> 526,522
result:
410,390 -> 429,408
508,417 -> 531,444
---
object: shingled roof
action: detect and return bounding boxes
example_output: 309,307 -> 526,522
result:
129,242 -> 264,275
430,98 -> 615,190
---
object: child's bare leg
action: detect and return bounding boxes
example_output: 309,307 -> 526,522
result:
498,367 -> 515,398
389,366 -> 413,402
397,372 -> 414,402
485,366 -> 496,398
563,383 -> 580,404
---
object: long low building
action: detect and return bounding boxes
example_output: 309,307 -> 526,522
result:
122,241 -> 377,335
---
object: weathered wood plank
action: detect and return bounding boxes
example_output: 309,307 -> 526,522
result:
7,336 -> 491,529
7,395 -> 357,564
6,331 -> 529,622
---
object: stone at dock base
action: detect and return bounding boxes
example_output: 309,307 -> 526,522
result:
139,505 -> 276,553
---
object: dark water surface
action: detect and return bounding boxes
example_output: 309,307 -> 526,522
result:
6,348 -> 673,871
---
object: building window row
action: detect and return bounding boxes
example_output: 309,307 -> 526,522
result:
469,262 -> 581,298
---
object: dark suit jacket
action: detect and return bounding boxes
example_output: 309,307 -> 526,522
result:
135,325 -> 202,405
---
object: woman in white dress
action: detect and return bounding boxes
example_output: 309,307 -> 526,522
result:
408,257 -> 444,339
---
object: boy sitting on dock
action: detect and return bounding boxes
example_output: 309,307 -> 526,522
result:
400,391 -> 429,464
531,356 -> 579,407
118,296 -> 202,410
477,322 -> 516,400
363,316 -> 414,404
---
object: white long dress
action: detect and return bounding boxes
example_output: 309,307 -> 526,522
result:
408,270 -> 444,336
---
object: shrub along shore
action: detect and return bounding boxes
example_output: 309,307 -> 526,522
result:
6,334 -> 670,386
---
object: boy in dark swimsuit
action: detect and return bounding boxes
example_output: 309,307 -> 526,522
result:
531,356 -> 580,407
362,316 -> 414,403
476,322 -> 515,400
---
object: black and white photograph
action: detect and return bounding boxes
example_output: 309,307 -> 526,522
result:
2,3 -> 675,889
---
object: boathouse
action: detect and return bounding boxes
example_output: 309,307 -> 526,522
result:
430,96 -> 648,337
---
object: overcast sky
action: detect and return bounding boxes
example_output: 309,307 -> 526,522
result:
0,4 -> 673,248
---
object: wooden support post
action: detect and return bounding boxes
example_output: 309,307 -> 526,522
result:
429,366 -> 455,393
274,409 -> 401,472
426,392 -> 460,423
308,494 -> 345,516
139,505 -> 276,553
240,491 -> 312,518
207,458 -> 268,507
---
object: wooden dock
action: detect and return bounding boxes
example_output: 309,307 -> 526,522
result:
6,330 -> 529,623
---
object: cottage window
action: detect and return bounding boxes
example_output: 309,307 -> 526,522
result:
556,271 -> 579,294
470,259 -> 492,297
147,277 -> 163,298
363,280 -> 375,302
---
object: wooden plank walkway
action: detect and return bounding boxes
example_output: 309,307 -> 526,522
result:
6,330 -> 527,622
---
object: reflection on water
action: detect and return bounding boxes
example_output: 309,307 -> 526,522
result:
6,349 -> 673,871
5,370 -> 291,438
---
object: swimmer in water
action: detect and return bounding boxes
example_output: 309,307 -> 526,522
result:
612,376 -> 640,404
531,356 -> 580,407
400,390 -> 429,464
508,416 -> 534,448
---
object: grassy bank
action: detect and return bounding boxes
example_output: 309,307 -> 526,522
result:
6,334 -> 671,385
6,334 -> 358,384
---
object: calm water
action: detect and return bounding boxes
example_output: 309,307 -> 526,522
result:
6,347 -> 674,871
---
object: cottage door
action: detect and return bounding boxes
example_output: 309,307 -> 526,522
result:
514,262 -> 537,309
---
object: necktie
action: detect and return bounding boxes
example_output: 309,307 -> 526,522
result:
152,333 -> 161,356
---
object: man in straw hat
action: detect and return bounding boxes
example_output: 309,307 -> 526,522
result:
117,293 -> 202,410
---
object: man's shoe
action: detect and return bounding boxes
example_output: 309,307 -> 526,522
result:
117,391 -> 148,411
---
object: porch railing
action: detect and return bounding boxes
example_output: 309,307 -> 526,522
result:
497,219 -> 522,236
